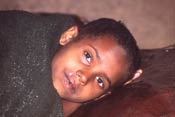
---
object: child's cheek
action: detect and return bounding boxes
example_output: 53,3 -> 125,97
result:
66,55 -> 81,70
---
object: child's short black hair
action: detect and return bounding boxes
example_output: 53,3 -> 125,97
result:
77,18 -> 141,83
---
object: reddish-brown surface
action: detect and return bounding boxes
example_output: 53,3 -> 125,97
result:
70,46 -> 175,117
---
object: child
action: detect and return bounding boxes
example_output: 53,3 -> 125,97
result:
0,11 -> 142,117
52,18 -> 142,116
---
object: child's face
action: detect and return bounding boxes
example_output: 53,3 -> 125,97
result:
52,36 -> 127,103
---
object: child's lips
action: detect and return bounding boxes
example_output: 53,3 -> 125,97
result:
64,72 -> 76,93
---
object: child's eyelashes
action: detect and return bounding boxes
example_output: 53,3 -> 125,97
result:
84,50 -> 92,64
96,76 -> 104,89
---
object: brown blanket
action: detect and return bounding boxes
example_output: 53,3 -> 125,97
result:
70,45 -> 175,117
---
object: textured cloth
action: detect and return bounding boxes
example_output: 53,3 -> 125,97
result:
0,10 -> 79,117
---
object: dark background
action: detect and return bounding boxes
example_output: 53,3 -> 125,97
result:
0,0 -> 174,49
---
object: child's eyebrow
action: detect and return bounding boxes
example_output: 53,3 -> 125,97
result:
103,75 -> 112,89
87,44 -> 101,61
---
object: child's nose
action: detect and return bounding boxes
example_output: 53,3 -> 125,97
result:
76,70 -> 89,86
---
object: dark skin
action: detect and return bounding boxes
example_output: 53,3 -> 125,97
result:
51,26 -> 143,116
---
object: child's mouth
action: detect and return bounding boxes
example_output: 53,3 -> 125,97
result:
64,72 -> 76,94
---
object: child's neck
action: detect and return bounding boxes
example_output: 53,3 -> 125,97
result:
62,99 -> 82,117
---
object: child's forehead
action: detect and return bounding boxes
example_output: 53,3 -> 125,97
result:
77,35 -> 125,55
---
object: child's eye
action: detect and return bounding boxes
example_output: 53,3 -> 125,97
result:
84,51 -> 92,63
96,76 -> 104,89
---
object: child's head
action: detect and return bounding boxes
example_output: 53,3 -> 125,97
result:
52,18 -> 142,104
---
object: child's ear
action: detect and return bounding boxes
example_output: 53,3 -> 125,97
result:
124,69 -> 143,85
59,25 -> 78,46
